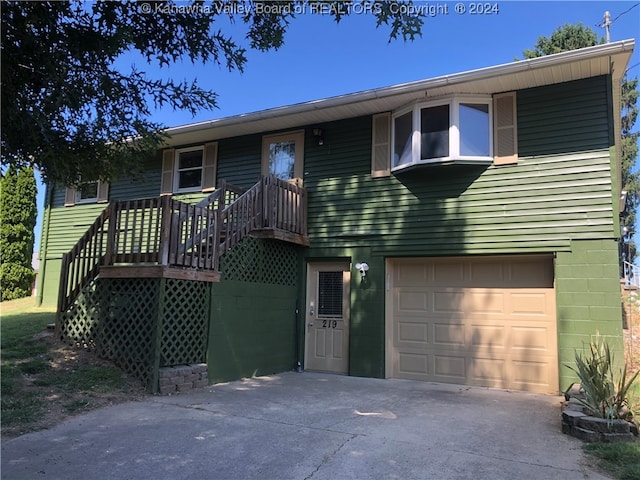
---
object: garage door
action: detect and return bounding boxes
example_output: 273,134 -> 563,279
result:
386,255 -> 558,394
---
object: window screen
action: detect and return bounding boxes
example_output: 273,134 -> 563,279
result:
318,271 -> 343,317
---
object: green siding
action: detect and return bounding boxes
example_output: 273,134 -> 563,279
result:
555,239 -> 624,391
348,249 -> 385,378
305,125 -> 615,255
39,258 -> 61,308
44,202 -> 107,258
216,134 -> 262,188
518,76 -> 612,156
208,281 -> 297,382
109,171 -> 161,201
39,191 -> 107,307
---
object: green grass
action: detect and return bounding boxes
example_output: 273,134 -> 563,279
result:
1,297 -> 142,435
34,364 -> 128,392
0,299 -> 56,428
584,443 -> 640,480
1,298 -> 55,360
1,392 -> 47,424
582,373 -> 640,480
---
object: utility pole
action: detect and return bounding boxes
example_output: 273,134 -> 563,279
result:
603,11 -> 611,43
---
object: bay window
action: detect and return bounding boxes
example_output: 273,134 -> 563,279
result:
392,95 -> 493,171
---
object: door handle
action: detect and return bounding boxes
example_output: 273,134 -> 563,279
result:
308,322 -> 314,327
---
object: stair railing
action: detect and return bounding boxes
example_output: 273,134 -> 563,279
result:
57,207 -> 111,313
58,176 -> 306,315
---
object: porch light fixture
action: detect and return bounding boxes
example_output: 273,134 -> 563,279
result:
355,262 -> 369,279
312,128 -> 324,146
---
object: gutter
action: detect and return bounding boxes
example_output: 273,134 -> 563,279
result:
164,39 -> 635,138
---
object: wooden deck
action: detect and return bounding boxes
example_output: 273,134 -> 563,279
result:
99,265 -> 221,282
58,176 -> 308,313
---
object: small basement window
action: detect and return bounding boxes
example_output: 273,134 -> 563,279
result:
392,95 -> 493,171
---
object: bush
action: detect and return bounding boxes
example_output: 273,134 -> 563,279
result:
566,334 -> 639,422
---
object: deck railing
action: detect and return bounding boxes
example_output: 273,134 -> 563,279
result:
57,176 -> 306,313
219,175 -> 307,254
261,175 -> 307,235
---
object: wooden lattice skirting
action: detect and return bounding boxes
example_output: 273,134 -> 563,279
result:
57,276 -> 210,392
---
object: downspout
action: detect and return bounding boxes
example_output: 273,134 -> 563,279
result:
35,183 -> 53,307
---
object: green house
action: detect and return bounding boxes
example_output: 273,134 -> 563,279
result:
37,40 -> 635,394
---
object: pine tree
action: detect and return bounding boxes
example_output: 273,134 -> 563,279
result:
0,166 -> 37,300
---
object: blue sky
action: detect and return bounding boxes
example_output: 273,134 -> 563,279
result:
34,1 -> 640,251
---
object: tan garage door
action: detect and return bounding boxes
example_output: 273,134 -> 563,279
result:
386,255 -> 558,394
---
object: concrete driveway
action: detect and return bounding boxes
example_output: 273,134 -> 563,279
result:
1,372 -> 607,480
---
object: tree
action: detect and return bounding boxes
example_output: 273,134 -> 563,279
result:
523,23 -> 639,264
1,1 -> 423,186
522,23 -> 603,58
621,77 -> 639,261
0,166 -> 37,301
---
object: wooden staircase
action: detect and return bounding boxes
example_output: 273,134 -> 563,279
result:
57,175 -> 308,314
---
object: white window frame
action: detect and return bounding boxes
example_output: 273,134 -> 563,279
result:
391,95 -> 493,172
74,180 -> 99,204
65,180 -> 109,206
173,146 -> 204,193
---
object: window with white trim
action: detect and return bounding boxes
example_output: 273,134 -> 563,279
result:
64,180 -> 109,206
174,146 -> 204,193
160,143 -> 217,196
392,95 -> 493,171
75,181 -> 99,203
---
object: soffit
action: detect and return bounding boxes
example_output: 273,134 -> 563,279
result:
164,40 -> 634,147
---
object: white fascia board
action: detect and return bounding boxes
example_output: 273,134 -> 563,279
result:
163,39 -> 635,145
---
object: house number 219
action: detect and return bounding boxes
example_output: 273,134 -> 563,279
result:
322,320 -> 337,329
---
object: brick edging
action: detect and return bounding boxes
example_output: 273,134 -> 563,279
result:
158,364 -> 209,395
561,394 -> 638,443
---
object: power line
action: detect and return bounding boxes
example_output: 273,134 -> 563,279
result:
597,3 -> 640,42
611,2 -> 640,24
625,62 -> 639,77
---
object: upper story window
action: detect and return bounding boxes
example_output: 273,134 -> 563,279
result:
75,180 -> 99,204
392,95 -> 493,171
262,130 -> 305,183
173,146 -> 204,192
64,178 -> 109,206
160,143 -> 218,196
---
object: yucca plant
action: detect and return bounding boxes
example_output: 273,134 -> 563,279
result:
566,334 -> 639,423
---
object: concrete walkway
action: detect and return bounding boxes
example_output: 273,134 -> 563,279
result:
1,372 -> 608,480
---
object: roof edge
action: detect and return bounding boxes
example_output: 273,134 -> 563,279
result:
165,39 -> 635,137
